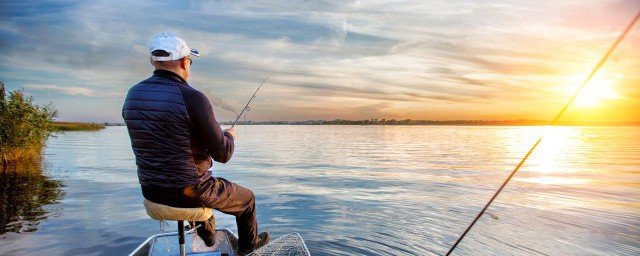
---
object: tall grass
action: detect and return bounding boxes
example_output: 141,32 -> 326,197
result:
51,122 -> 104,131
0,82 -> 57,163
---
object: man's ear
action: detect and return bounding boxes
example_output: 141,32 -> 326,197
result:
180,58 -> 189,69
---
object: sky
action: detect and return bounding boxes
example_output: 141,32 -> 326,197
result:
1,0 -> 639,123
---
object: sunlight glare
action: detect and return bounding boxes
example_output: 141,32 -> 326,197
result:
537,126 -> 572,174
566,71 -> 621,107
513,127 -> 590,186
516,176 -> 588,185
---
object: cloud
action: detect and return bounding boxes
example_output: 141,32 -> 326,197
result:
23,84 -> 123,97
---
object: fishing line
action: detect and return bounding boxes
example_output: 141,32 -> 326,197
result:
231,77 -> 268,129
445,10 -> 640,256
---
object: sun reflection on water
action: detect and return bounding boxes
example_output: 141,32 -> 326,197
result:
504,126 -> 625,213
513,126 -> 588,181
517,176 -> 588,185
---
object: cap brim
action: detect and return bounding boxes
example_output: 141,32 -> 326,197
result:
190,49 -> 200,57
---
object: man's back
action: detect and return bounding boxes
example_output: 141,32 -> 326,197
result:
123,71 -> 197,188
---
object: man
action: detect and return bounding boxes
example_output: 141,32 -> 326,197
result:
122,32 -> 269,255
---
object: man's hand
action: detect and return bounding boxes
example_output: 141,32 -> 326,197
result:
223,128 -> 236,139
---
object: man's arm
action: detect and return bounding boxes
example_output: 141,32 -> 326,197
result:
184,89 -> 234,163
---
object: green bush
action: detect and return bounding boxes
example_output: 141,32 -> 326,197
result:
0,85 -> 57,163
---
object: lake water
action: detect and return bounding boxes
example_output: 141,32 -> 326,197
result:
0,125 -> 639,255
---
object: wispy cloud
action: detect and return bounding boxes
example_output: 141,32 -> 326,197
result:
24,84 -> 95,97
24,84 -> 124,97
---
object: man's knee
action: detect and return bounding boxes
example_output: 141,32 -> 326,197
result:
235,184 -> 255,203
246,189 -> 255,204
241,189 -> 256,213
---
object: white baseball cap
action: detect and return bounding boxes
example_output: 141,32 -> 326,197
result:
149,32 -> 200,61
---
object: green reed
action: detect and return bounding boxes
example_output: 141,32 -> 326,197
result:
51,122 -> 105,131
0,82 -> 57,163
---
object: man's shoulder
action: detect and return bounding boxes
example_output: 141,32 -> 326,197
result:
136,74 -> 177,86
128,75 -> 181,92
179,84 -> 210,106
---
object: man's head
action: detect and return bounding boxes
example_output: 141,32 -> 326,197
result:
148,32 -> 199,80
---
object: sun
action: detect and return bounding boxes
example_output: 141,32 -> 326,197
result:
566,71 -> 621,108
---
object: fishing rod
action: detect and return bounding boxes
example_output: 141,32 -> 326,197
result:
231,77 -> 268,129
445,10 -> 640,256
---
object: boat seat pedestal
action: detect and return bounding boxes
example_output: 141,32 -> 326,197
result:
143,199 -> 214,256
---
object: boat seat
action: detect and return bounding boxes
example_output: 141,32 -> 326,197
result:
143,199 -> 213,221
143,199 -> 214,256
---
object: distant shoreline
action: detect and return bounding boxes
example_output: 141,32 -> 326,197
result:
95,120 -> 640,127
220,119 -> 640,126
52,122 -> 105,131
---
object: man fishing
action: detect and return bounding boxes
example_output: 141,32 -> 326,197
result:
122,32 -> 269,255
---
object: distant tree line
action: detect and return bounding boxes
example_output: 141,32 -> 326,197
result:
321,118 -> 553,125
224,118 -> 637,126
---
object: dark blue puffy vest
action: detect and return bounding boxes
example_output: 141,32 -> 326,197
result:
122,72 -> 197,187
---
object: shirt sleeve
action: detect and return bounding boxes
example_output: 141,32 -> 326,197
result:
182,86 -> 235,163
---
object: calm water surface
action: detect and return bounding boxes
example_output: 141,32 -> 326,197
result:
0,126 -> 638,255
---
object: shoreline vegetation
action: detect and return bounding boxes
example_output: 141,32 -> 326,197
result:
1,81 -> 106,163
51,122 -> 105,131
1,81 -> 56,163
